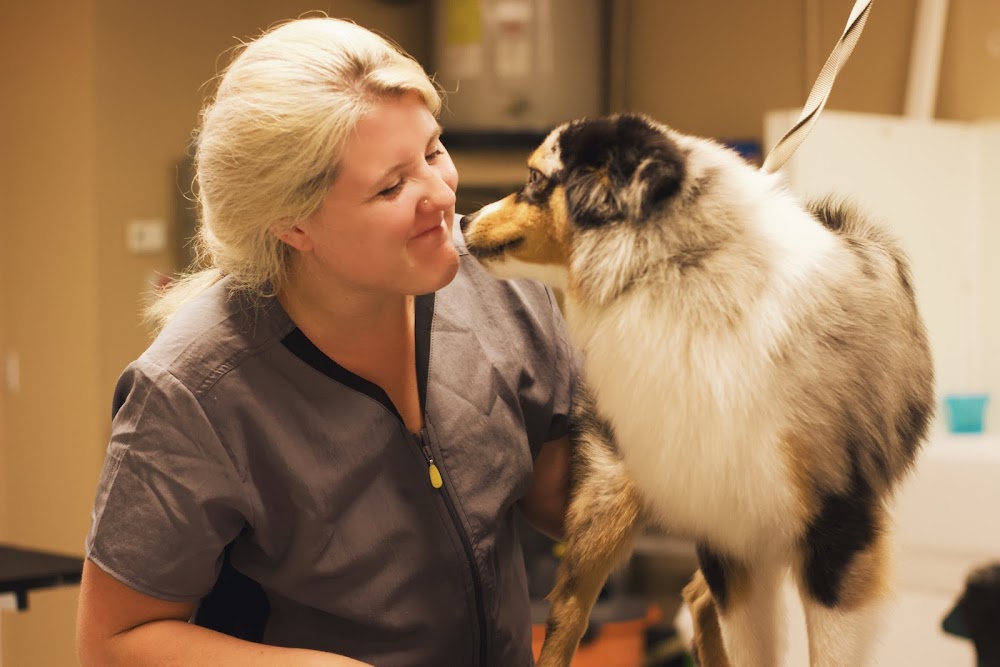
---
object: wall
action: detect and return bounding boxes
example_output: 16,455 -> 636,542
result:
939,2 -> 1000,120
0,7 -> 10,660
0,2 -> 101,665
620,0 -> 909,140
0,1 -> 9,548
982,123 -> 1000,433
622,0 -> 1000,141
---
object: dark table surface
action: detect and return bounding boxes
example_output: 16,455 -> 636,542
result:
0,544 -> 84,611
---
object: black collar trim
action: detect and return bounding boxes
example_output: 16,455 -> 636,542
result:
281,293 -> 435,425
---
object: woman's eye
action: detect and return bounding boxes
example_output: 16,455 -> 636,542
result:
377,180 -> 405,198
426,148 -> 444,162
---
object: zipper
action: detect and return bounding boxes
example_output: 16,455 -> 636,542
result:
419,441 -> 444,489
414,429 -> 490,667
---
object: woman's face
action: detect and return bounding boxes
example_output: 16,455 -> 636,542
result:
282,91 -> 460,298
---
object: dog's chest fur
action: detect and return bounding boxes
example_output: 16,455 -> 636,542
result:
563,193 -> 847,557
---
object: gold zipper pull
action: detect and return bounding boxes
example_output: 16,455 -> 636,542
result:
428,462 -> 443,489
421,444 -> 443,489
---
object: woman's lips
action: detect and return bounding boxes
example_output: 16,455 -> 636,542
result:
412,219 -> 445,239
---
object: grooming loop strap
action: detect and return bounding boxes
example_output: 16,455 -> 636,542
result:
761,0 -> 874,173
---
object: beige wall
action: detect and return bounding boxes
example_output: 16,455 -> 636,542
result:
939,0 -> 1000,120
0,5 -> 7,546
0,1 -> 998,665
622,0 -> 1000,140
0,1 -> 102,665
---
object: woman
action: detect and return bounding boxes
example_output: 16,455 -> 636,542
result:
76,17 -> 573,666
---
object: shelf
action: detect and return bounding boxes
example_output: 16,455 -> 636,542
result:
451,149 -> 531,190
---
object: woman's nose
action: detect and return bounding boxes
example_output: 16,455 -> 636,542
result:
421,173 -> 456,212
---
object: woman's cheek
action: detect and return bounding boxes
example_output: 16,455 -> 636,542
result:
439,152 -> 459,193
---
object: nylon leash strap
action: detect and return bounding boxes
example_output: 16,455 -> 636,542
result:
761,0 -> 874,173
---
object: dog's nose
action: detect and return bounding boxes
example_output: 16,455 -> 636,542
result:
459,212 -> 478,232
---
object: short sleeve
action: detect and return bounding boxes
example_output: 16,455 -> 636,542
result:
85,361 -> 251,602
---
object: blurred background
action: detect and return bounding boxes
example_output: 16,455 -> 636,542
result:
1,0 -> 999,664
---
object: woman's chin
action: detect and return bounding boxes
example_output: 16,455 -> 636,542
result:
409,244 -> 460,295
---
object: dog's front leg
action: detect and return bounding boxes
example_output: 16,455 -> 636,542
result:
537,388 -> 642,667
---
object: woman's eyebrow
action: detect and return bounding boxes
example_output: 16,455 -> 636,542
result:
428,124 -> 443,146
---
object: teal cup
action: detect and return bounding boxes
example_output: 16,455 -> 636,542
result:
944,394 -> 989,434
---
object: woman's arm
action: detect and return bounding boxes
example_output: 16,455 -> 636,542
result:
76,559 -> 372,667
518,435 -> 572,541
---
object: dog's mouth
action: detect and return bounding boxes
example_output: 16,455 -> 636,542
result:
467,236 -> 524,260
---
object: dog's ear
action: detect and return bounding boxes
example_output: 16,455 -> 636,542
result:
559,113 -> 685,227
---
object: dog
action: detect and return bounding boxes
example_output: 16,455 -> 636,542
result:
460,112 -> 934,667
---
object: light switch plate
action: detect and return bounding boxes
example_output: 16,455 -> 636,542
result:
126,218 -> 167,255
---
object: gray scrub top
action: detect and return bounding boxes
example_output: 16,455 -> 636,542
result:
85,224 -> 577,666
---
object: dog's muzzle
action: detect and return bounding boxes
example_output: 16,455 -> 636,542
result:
459,212 -> 478,233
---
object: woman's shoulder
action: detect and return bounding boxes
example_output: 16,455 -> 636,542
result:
136,278 -> 295,397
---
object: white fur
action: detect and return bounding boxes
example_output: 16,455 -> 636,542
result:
547,167 -> 846,558
799,596 -> 887,666
535,132 -> 564,175
487,256 -> 569,294
718,562 -> 789,667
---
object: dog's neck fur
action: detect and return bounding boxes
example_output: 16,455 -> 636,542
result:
566,135 -> 837,337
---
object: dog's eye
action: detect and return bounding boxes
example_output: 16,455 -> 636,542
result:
527,168 -> 548,188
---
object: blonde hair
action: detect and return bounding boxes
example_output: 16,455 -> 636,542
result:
147,17 -> 442,328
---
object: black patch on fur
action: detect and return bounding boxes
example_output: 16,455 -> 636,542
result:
810,200 -> 848,232
868,429 -> 892,485
810,200 -> 882,278
557,113 -> 685,227
896,397 -> 932,460
544,613 -> 561,640
671,244 -> 718,272
568,387 -> 620,459
802,451 -> 877,607
809,197 -> 869,235
696,544 -> 730,610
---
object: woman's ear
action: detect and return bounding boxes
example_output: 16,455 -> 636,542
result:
273,220 -> 313,252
